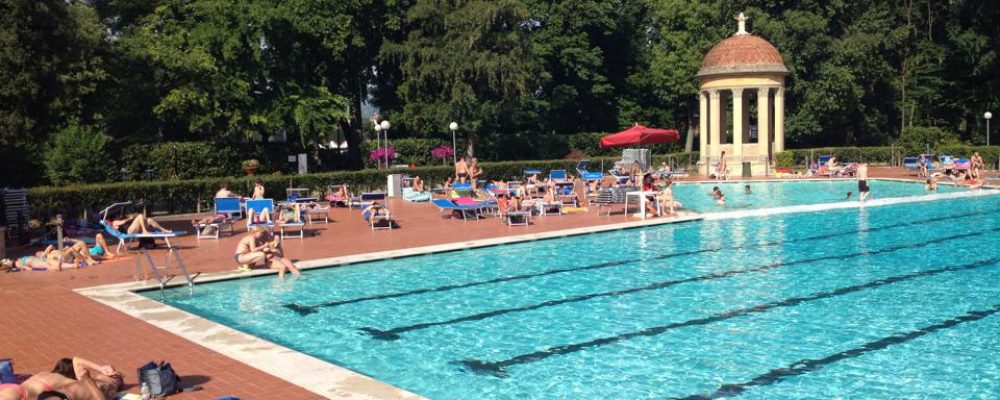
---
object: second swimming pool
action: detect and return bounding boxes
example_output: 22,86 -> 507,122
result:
672,178 -> 959,211
150,192 -> 1000,399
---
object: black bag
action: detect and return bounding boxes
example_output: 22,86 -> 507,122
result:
137,361 -> 181,397
139,237 -> 157,249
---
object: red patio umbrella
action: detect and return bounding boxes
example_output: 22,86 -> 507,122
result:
599,125 -> 680,148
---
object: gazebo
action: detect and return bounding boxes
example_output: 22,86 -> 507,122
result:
696,13 -> 787,176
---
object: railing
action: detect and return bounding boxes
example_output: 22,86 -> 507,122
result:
135,248 -> 197,295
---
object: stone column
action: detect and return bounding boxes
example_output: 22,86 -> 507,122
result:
709,90 -> 721,166
774,87 -> 785,152
757,87 -> 771,163
699,91 -> 708,174
731,88 -> 744,162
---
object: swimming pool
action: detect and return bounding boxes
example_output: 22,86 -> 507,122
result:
672,178 -> 959,211
151,193 -> 1000,399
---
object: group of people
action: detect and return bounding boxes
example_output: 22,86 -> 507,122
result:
454,157 -> 484,187
0,357 -> 123,400
2,232 -> 117,273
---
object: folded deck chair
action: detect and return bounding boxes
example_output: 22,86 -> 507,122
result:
195,197 -> 243,240
431,198 -> 489,221
362,205 -> 394,230
100,220 -> 183,254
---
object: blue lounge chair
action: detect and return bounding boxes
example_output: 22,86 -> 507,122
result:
549,169 -> 569,181
431,199 -> 489,221
576,160 -> 603,182
246,199 -> 305,239
195,197 -> 243,240
99,220 -> 184,254
902,157 -> 920,173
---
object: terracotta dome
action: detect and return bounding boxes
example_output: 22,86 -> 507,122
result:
697,34 -> 788,77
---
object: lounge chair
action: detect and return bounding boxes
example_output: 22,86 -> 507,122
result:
955,158 -> 971,171
348,192 -> 386,209
576,160 -> 603,182
195,197 -> 243,240
450,183 -> 474,198
362,204 -> 394,230
99,220 -> 183,254
938,155 -> 956,171
431,198 -> 491,221
903,157 -> 920,174
402,187 -> 432,202
549,169 -> 570,181
246,199 -> 305,239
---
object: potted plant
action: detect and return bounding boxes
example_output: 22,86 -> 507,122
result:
242,159 -> 260,175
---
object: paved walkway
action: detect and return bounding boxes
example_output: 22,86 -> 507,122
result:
0,167 -> 942,399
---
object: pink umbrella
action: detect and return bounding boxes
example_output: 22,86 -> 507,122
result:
599,125 -> 680,148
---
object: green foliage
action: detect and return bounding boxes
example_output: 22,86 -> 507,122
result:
43,123 -> 113,185
775,151 -> 795,168
389,138 -> 449,167
120,142 -> 241,181
895,126 -> 960,157
383,0 -> 541,154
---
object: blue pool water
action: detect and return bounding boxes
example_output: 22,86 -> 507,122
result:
151,192 -> 1000,399
672,178 -> 959,212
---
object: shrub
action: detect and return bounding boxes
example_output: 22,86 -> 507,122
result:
121,142 -> 242,181
44,123 -> 113,185
895,126 -> 960,157
775,151 -> 794,168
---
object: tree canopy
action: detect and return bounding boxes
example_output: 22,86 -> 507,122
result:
2,0 -> 998,186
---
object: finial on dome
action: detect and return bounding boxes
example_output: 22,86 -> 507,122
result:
735,12 -> 748,36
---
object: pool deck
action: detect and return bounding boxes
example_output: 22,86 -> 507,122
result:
1,167 -> 993,399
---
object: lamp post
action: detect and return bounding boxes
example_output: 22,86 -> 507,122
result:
986,111 -> 993,146
449,121 -> 459,165
373,123 -> 382,169
380,120 -> 391,168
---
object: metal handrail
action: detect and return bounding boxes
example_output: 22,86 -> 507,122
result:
136,248 -> 196,295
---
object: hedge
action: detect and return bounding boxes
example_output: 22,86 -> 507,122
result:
27,152 -> 699,220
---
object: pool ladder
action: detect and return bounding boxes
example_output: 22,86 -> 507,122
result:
134,248 -> 198,295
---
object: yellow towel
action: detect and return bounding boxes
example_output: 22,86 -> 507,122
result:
562,206 -> 589,213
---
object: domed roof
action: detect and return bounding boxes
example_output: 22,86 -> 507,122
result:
697,33 -> 787,78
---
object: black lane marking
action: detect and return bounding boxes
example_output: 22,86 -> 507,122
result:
453,255 -> 1000,377
285,210 -> 986,315
360,225 -> 997,340
674,302 -> 1000,400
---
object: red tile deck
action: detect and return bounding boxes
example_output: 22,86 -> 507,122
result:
0,168 -> 943,399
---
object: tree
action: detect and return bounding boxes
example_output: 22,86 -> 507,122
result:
0,0 -> 107,187
383,0 -> 541,156
44,122 -> 113,185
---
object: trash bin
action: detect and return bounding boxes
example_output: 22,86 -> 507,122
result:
742,162 -> 752,177
387,174 -> 402,197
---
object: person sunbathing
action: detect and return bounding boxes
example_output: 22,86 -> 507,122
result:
2,257 -> 78,272
19,356 -> 123,400
276,203 -> 301,224
111,213 -> 170,234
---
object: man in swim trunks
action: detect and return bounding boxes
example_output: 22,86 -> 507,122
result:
455,157 -> 469,183
857,163 -> 870,202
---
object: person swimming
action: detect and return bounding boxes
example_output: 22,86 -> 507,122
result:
711,186 -> 726,205
744,185 -> 752,194
846,191 -> 854,200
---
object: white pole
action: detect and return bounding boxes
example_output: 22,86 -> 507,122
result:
452,129 -> 457,165
988,119 -> 991,147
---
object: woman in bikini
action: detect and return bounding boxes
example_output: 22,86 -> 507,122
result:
256,230 -> 300,278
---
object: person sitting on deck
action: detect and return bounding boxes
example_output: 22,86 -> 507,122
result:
234,229 -> 300,277
657,179 -> 682,216
641,174 -> 659,217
